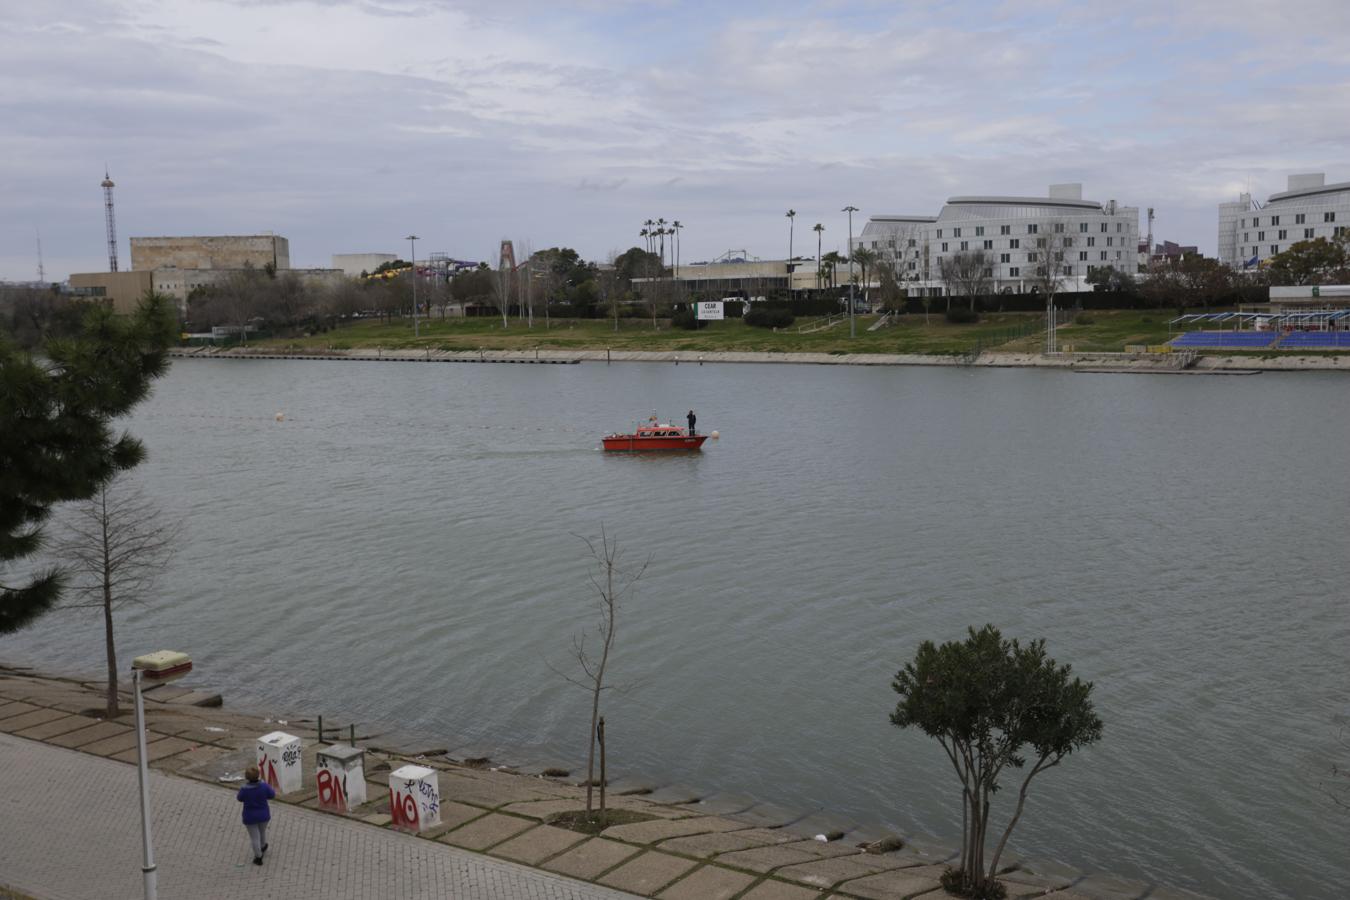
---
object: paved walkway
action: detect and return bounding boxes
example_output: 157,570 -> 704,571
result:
0,731 -> 637,900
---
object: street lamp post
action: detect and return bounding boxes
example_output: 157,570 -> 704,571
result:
129,651 -> 193,900
785,209 -> 796,296
132,668 -> 157,900
406,234 -> 419,338
843,206 -> 859,338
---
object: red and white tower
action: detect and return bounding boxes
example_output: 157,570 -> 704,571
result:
101,170 -> 119,272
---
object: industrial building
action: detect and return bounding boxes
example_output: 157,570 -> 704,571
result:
855,184 -> 1140,296
1219,173 -> 1350,268
332,252 -> 397,278
130,234 -> 290,271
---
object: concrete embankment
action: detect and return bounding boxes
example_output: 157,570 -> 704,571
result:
0,665 -> 1212,900
170,346 -> 1350,372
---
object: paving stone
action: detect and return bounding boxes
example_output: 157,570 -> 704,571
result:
491,824 -> 588,866
656,863 -> 756,900
109,736 -> 197,764
734,803 -> 800,828
643,784 -> 703,805
14,714 -> 101,741
676,792 -> 756,816
77,729 -> 167,757
598,851 -> 698,896
361,812 -> 392,826
715,840 -> 861,874
415,802 -> 488,838
0,707 -> 68,732
441,813 -> 537,851
998,869 -> 1076,895
151,745 -> 232,777
46,720 -> 132,749
658,828 -> 796,859
829,864 -> 946,899
544,838 -> 643,881
1069,874 -> 1150,899
738,881 -> 825,899
444,771 -> 560,808
142,685 -> 193,702
504,798 -> 595,820
775,852 -> 913,889
0,700 -> 40,719
603,815 -> 751,845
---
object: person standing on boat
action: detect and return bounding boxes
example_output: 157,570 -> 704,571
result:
686,410 -> 697,435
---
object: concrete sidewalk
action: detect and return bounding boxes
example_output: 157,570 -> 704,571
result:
0,731 -> 637,900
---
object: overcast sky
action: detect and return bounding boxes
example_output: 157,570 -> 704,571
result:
4,0 -> 1349,281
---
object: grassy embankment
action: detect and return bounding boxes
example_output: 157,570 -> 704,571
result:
255,310 -> 1182,356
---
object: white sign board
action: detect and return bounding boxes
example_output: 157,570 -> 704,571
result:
316,744 -> 366,812
696,301 -> 724,321
389,764 -> 441,832
257,731 -> 302,795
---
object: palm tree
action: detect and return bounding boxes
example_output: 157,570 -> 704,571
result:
822,251 -> 843,289
813,223 -> 824,291
656,218 -> 667,268
786,210 -> 796,294
671,221 -> 683,296
643,220 -> 655,256
852,246 -> 878,308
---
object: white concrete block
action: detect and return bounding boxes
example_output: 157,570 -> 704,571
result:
388,764 -> 440,832
316,744 -> 366,812
256,731 -> 302,795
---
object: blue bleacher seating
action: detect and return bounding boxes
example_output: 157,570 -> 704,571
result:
1277,331 -> 1350,348
1170,331 -> 1278,349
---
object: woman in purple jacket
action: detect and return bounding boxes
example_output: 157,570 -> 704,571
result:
236,765 -> 276,865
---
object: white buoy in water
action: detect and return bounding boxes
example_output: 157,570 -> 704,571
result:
710,430 -> 720,439
275,412 -> 285,422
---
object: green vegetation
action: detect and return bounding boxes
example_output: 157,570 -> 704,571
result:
254,308 -> 1193,356
891,625 -> 1103,900
1,293 -> 176,634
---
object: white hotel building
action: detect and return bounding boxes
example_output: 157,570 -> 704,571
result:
1219,173 -> 1350,268
854,184 -> 1139,296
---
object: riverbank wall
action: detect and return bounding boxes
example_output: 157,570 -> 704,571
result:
170,346 -> 1350,372
0,664 -> 1211,900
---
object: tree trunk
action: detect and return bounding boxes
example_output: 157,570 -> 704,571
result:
100,488 -> 119,718
598,716 -> 607,816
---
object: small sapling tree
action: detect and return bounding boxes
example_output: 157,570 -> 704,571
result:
890,625 -> 1102,899
550,528 -> 649,822
60,476 -> 176,718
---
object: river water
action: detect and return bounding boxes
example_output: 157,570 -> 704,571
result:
4,359 -> 1348,898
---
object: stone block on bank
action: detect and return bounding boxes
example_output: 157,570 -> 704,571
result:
315,744 -> 366,812
388,764 -> 440,832
831,864 -> 947,900
439,812 -> 534,851
488,823 -> 586,865
257,731 -> 302,794
542,837 -> 641,880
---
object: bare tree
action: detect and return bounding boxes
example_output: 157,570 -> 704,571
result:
1026,226 -> 1072,350
549,529 -> 649,821
59,477 -> 176,718
939,250 -> 993,312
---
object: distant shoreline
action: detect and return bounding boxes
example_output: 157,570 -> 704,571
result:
169,346 -> 1350,372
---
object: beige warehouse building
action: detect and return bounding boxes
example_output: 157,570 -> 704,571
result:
130,234 -> 290,271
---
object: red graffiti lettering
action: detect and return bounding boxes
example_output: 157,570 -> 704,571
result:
258,755 -> 280,791
317,769 -> 348,811
389,788 -> 420,831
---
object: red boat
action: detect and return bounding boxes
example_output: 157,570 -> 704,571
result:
603,419 -> 708,451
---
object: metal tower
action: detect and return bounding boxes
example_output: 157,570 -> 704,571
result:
102,170 -> 119,272
36,227 -> 45,283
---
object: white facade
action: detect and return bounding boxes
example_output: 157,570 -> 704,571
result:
855,184 -> 1139,296
1226,174 -> 1350,268
332,252 -> 396,277
1217,193 -> 1257,267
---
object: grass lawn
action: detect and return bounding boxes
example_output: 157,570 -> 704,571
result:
256,312 -> 1053,356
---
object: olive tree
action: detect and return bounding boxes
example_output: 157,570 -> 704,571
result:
891,625 -> 1102,899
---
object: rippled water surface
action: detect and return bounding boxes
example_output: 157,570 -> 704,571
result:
5,359 -> 1348,899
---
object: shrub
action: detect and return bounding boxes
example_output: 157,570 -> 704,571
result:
669,308 -> 706,330
945,307 -> 980,324
1074,313 -> 1095,326
744,307 -> 795,328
